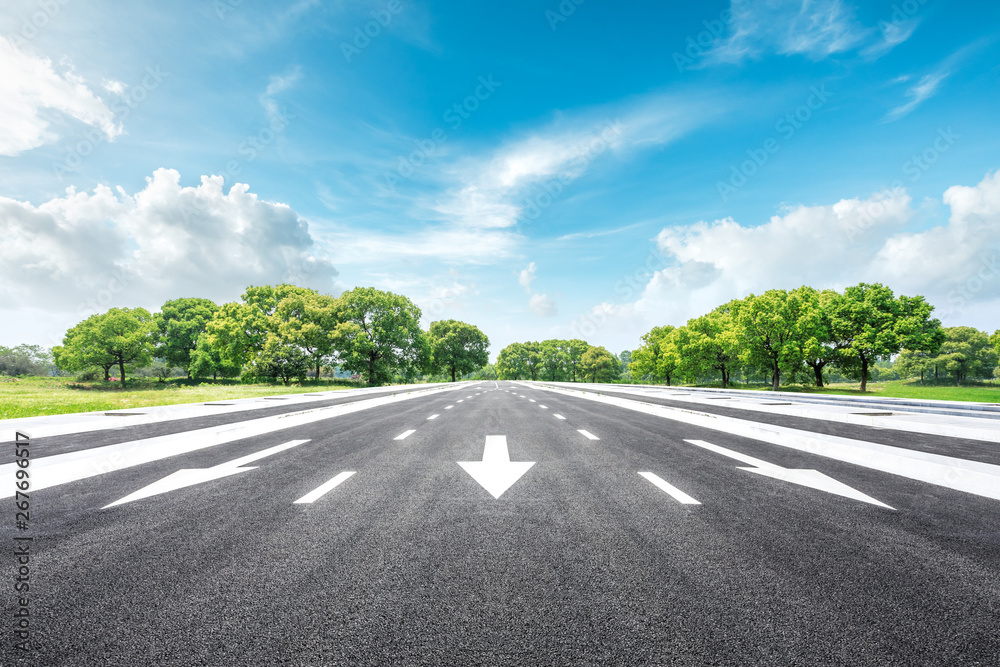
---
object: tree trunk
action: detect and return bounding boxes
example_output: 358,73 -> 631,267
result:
860,357 -> 869,392
368,355 -> 376,385
451,366 -> 456,382
721,368 -> 729,389
771,362 -> 780,391
919,370 -> 923,385
118,357 -> 126,389
665,374 -> 671,387
813,363 -> 825,387
316,361 -> 321,379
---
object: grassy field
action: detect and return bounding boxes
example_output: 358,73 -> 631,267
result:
0,376 -> 364,420
685,379 -> 1000,403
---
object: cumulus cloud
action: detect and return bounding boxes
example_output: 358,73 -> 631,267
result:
572,172 -> 1000,343
0,168 -> 338,313
529,293 -> 557,317
0,36 -> 121,156
518,262 -> 537,291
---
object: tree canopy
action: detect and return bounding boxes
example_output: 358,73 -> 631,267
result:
427,320 -> 490,382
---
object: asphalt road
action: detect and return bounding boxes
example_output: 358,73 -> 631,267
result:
3,381 -> 999,666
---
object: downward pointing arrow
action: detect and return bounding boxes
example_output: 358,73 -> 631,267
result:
685,439 -> 893,509
458,435 -> 535,499
103,439 -> 309,508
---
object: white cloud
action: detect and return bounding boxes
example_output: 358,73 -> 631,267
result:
882,71 -> 948,123
429,90 -> 726,232
529,293 -> 557,317
0,37 -> 121,156
573,173 -> 1000,346
518,262 -> 537,291
0,168 -> 338,314
708,0 -> 869,64
861,17 -> 920,60
260,66 -> 301,122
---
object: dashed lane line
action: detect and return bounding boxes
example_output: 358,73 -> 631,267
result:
394,430 -> 416,440
427,414 -> 440,420
578,429 -> 600,440
638,472 -> 701,505
294,471 -> 356,504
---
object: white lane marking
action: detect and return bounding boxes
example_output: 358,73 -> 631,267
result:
638,472 -> 701,505
294,471 -> 356,504
445,405 -> 454,409
458,400 -> 465,403
554,414 -> 566,420
540,405 -> 548,409
685,439 -> 893,508
519,395 -> 526,398
529,399 -> 536,403
458,435 -> 535,499
104,440 -> 309,508
525,384 -> 1000,503
0,389 -> 447,499
394,430 -> 416,440
427,414 -> 440,420
578,429 -> 600,440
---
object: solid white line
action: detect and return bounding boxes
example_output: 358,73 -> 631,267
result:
526,383 -> 1000,502
639,472 -> 701,504
394,430 -> 416,440
578,429 -> 600,440
294,471 -> 356,504
554,414 -> 566,420
427,414 -> 440,420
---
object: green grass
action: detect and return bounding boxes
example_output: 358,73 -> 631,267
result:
677,379 -> 1000,403
0,376 -> 364,420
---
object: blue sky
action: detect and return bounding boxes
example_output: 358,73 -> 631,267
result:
2,0 -> 999,357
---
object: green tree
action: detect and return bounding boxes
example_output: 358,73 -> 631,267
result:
155,297 -> 219,377
539,340 -> 569,381
732,290 -> 808,391
54,308 -> 156,388
895,348 -> 935,384
830,283 -> 943,392
188,334 -> 242,381
581,345 -> 619,382
564,339 -> 590,382
0,345 -> 53,376
630,326 -> 678,385
796,288 -> 848,387
274,291 -> 339,379
931,327 -> 998,384
683,304 -> 740,388
427,320 -> 490,382
496,342 -> 529,380
331,287 -> 427,385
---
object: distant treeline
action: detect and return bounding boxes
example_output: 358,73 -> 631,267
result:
47,285 -> 491,388
629,282 -> 1000,391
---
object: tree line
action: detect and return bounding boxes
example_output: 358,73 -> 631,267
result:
51,285 -> 491,387
495,339 -> 622,383
630,282 -> 998,391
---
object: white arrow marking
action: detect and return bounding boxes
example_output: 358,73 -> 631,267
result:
685,439 -> 893,509
294,471 -> 356,504
104,439 -> 309,508
638,472 -> 700,504
458,435 -> 535,499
